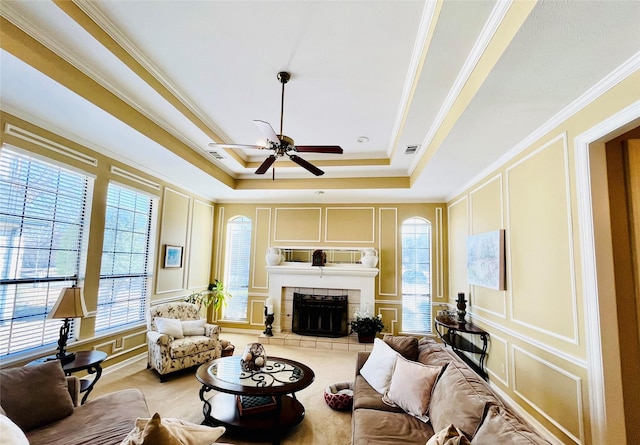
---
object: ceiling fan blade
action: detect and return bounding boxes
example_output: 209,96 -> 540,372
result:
253,120 -> 280,143
208,142 -> 266,150
289,154 -> 324,176
294,145 -> 343,154
255,155 -> 277,174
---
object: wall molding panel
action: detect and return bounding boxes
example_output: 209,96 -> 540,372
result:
512,345 -> 584,444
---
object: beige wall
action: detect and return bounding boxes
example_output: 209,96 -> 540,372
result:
446,72 -> 639,444
0,112 -> 215,369
213,203 -> 447,334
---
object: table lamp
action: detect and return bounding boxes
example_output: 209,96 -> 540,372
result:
47,285 -> 88,363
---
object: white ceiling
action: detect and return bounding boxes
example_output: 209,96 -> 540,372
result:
1,1 -> 638,203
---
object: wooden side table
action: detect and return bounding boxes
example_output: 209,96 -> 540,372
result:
28,350 -> 107,404
434,315 -> 488,380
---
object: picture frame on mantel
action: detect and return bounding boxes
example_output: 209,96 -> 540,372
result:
466,230 -> 506,290
163,245 -> 183,268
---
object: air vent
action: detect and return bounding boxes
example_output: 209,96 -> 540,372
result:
208,150 -> 225,160
404,145 -> 419,154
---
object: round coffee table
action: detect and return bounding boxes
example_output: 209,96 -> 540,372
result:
196,356 -> 315,444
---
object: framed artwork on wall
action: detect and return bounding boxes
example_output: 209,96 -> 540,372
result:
163,245 -> 183,268
466,230 -> 506,290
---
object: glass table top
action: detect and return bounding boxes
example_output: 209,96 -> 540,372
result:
208,356 -> 306,388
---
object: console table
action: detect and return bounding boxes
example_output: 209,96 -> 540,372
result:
434,315 -> 488,380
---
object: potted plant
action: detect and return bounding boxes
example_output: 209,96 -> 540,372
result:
350,308 -> 384,343
185,279 -> 232,316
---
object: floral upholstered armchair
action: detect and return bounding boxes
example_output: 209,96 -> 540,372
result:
147,302 -> 222,382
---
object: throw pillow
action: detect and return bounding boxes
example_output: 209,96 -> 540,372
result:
359,338 -> 399,394
426,424 -> 471,445
471,404 -> 552,444
181,318 -> 206,336
121,413 -> 182,445
134,416 -> 226,444
381,355 -> 445,422
383,334 -> 419,361
0,414 -> 29,445
0,360 -> 74,432
155,317 -> 184,338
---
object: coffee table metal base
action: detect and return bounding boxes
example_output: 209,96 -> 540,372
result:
201,392 -> 305,444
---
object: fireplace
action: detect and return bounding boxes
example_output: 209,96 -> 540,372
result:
293,293 -> 348,337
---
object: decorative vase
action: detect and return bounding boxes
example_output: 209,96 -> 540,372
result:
360,248 -> 378,268
357,333 -> 375,343
456,292 -> 467,323
265,247 -> 281,266
240,343 -> 267,372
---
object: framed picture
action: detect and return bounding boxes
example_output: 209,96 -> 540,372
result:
163,245 -> 183,268
466,230 -> 506,290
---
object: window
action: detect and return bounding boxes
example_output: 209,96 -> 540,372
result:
401,217 -> 431,333
223,216 -> 251,321
0,148 -> 92,358
95,183 -> 154,332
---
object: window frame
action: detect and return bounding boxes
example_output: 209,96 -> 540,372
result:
0,147 -> 93,360
222,215 -> 252,322
94,181 -> 157,333
401,216 -> 432,334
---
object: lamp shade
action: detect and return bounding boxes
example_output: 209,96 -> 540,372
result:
47,286 -> 88,319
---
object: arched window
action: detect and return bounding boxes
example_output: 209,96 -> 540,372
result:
223,216 -> 252,321
401,217 -> 431,333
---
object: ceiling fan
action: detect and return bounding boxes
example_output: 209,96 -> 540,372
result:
209,71 -> 343,176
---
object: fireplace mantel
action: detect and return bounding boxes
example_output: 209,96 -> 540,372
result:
266,263 -> 379,334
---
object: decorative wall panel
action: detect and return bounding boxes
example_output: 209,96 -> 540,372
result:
506,135 -> 577,343
274,208 -> 321,242
325,207 -> 375,242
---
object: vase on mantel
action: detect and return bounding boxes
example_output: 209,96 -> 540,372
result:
360,248 -> 378,268
265,247 -> 281,266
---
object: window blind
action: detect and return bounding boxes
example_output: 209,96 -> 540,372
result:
95,183 -> 152,332
401,217 -> 432,333
0,149 -> 91,357
223,216 -> 251,321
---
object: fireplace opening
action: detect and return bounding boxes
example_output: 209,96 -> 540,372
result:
292,293 -> 348,337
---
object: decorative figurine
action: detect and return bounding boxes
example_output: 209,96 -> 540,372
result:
456,292 -> 467,323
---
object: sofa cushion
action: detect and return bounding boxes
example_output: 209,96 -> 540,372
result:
0,360 -> 74,432
382,355 -> 445,422
353,375 -> 405,413
429,364 -> 499,438
181,319 -> 206,336
169,336 -> 219,358
418,341 -> 456,367
427,424 -> 471,445
359,338 -> 399,394
471,404 -> 551,444
26,388 -> 149,445
155,317 -> 184,339
352,408 -> 434,445
383,334 -> 419,361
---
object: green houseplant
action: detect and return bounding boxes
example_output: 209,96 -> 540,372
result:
350,308 -> 384,343
185,279 -> 232,313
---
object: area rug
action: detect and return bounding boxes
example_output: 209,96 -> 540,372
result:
92,332 -> 357,445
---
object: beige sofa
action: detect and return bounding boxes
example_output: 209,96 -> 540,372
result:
0,360 -> 149,445
352,336 -> 552,444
